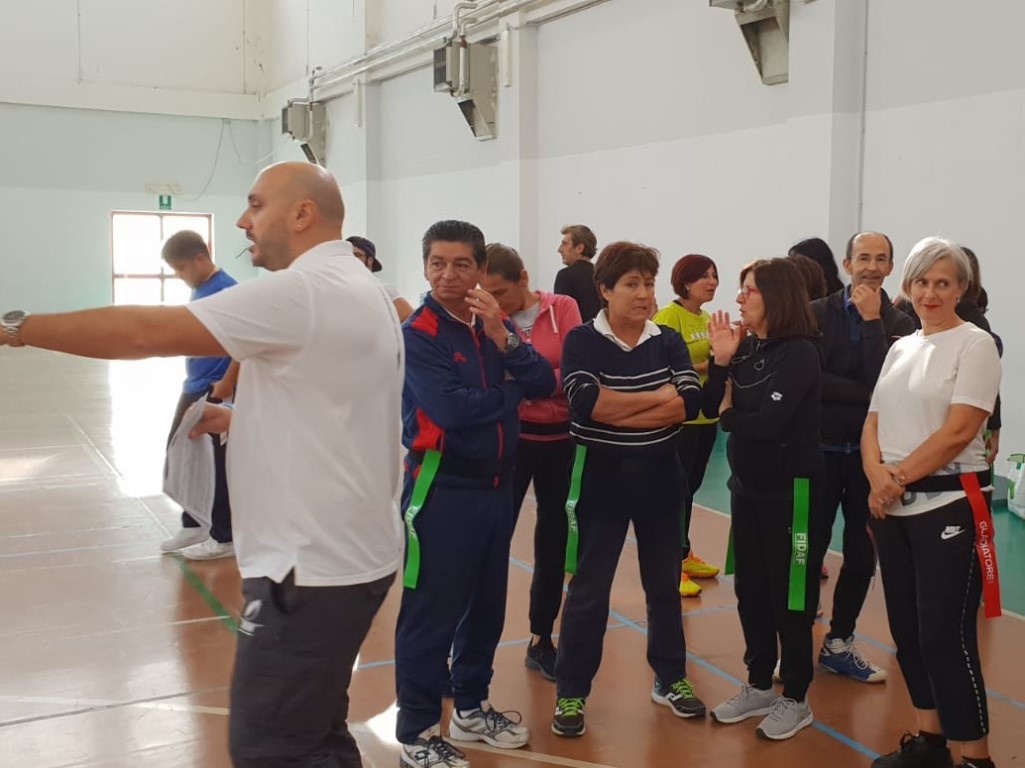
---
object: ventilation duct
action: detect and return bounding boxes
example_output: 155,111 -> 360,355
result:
710,0 -> 791,85
281,100 -> 327,165
434,38 -> 498,140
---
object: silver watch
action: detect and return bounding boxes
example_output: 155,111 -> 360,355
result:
504,332 -> 522,353
1,310 -> 29,347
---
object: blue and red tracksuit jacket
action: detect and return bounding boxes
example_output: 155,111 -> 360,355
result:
402,294 -> 556,486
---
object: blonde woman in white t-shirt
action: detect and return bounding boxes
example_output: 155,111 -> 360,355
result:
862,237 -> 1001,768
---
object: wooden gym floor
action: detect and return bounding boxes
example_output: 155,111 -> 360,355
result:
1,350 -> 1023,767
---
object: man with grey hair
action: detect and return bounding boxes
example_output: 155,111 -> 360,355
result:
0,161 -> 404,768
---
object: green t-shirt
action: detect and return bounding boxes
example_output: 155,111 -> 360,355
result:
653,300 -> 717,425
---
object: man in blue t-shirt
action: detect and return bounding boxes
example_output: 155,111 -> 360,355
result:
159,231 -> 237,560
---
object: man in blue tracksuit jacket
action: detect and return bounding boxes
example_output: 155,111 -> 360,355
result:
395,220 -> 555,768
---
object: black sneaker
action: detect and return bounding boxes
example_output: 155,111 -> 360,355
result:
872,733 -> 953,768
651,677 -> 706,718
552,696 -> 586,737
525,640 -> 556,681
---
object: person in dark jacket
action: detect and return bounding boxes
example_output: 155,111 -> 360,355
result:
554,224 -> 601,322
809,231 -> 915,684
705,258 -> 826,741
395,220 -> 555,768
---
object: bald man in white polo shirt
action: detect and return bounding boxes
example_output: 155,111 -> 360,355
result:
1,161 -> 404,767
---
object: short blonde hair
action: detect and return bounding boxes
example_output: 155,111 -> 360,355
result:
900,237 -> 972,298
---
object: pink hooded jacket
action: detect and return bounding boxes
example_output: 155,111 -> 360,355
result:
512,291 -> 583,442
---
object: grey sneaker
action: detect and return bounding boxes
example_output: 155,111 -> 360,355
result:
711,684 -> 779,724
755,696 -> 814,740
449,700 -> 529,749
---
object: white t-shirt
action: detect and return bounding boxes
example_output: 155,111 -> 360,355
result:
188,240 -> 405,585
869,322 -> 1000,516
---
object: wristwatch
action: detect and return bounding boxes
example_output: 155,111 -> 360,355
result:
1,310 -> 29,347
504,332 -> 522,353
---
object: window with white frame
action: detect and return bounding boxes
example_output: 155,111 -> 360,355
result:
111,212 -> 214,305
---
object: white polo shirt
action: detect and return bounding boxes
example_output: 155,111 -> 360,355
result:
188,240 -> 405,586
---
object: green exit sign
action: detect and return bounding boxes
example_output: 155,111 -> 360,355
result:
158,194 -> 172,210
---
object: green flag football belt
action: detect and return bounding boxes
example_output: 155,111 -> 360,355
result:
402,449 -> 441,589
561,445 -> 689,575
564,444 -> 588,575
723,477 -> 811,613
402,449 -> 517,590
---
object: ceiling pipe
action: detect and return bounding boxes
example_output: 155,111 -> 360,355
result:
305,0 -> 610,102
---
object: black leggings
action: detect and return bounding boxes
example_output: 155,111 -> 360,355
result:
673,422 -> 719,558
870,497 -> 989,742
512,438 -> 573,638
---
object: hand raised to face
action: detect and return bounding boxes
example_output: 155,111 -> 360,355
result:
849,284 -> 882,321
708,310 -> 746,367
466,286 -> 508,347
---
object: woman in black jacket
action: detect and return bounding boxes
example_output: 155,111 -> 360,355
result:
703,258 -> 826,741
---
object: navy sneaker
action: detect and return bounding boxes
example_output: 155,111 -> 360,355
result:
819,635 -> 887,683
651,677 -> 706,718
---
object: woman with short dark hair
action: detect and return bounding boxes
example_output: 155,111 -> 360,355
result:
703,258 -> 826,741
552,241 -> 706,739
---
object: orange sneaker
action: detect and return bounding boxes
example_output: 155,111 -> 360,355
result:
682,553 -> 720,579
679,572 -> 702,598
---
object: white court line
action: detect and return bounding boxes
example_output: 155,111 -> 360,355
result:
351,724 -> 620,768
0,693 -> 621,768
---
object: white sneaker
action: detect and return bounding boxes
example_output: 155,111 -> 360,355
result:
181,539 -> 235,561
401,725 -> 469,767
160,527 -> 208,553
449,700 -> 530,749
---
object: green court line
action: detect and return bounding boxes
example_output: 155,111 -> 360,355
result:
172,556 -> 238,634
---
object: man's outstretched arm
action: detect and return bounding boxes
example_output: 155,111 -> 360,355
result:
6,306 -> 226,359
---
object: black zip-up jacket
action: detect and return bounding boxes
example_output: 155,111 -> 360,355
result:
811,288 -> 916,445
703,335 -> 822,497
554,260 -> 601,323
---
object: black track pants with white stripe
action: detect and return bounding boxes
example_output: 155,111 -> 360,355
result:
870,496 -> 989,741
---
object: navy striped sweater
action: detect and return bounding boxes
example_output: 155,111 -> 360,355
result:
561,320 -> 701,456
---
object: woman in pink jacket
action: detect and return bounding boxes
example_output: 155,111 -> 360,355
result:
483,243 -> 583,682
